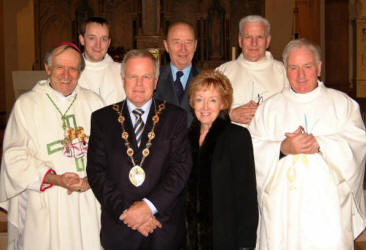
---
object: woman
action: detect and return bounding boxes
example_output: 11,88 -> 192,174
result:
186,70 -> 258,250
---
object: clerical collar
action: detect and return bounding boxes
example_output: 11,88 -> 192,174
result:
170,63 -> 192,89
47,80 -> 77,101
286,81 -> 323,103
126,99 -> 152,125
238,51 -> 273,69
82,53 -> 113,65
243,54 -> 267,63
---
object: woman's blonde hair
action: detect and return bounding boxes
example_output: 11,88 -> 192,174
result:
188,70 -> 233,111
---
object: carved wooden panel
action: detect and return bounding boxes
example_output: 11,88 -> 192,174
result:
229,0 -> 264,59
294,0 -> 320,44
325,0 -> 349,93
33,0 -> 265,69
104,1 -> 136,51
355,19 -> 366,97
208,0 -> 226,60
353,0 -> 366,98
34,0 -> 74,69
165,0 -> 199,25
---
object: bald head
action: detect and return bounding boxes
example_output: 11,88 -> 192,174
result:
166,22 -> 196,40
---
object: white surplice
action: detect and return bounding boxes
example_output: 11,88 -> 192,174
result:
79,53 -> 125,106
249,82 -> 366,250
217,51 -> 288,126
0,80 -> 104,250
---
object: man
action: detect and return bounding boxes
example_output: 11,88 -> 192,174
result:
249,38 -> 366,250
154,22 -> 200,126
217,15 -> 287,126
87,49 -> 192,250
0,42 -> 104,250
78,17 -> 125,105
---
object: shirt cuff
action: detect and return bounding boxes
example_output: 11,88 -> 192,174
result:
27,166 -> 56,192
143,198 -> 158,215
279,150 -> 286,159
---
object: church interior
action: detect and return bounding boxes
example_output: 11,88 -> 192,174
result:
0,0 -> 366,249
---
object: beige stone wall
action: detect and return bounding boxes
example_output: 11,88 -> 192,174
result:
1,1 -> 35,245
2,0 -> 35,118
0,0 -> 4,116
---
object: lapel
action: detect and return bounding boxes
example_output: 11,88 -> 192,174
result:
180,66 -> 199,108
186,66 -> 199,91
160,65 -> 179,105
157,65 -> 199,110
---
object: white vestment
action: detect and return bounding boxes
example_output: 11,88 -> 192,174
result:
216,51 -> 288,125
249,82 -> 366,250
78,53 -> 125,106
0,80 -> 104,250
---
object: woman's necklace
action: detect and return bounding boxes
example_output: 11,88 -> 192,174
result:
113,100 -> 166,187
46,93 -> 78,153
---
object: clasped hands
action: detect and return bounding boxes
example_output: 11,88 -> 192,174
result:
120,201 -> 162,237
230,101 -> 258,125
45,172 -> 89,194
60,173 -> 89,194
280,126 -> 320,155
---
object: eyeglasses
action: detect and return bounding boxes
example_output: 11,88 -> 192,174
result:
125,74 -> 155,82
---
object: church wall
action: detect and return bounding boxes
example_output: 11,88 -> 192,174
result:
0,0 -> 5,124
0,0 -> 362,116
265,0 -> 294,61
17,0 -> 35,70
2,0 -> 35,119
0,0 -> 365,248
325,0 -> 350,93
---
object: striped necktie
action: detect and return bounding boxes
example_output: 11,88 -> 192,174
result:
133,108 -> 145,147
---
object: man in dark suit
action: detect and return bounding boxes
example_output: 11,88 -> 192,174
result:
86,49 -> 192,250
154,22 -> 200,126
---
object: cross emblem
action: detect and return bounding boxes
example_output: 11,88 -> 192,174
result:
46,114 -> 86,172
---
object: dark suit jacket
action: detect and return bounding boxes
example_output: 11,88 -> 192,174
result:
187,115 -> 258,250
154,64 -> 200,127
86,99 -> 192,250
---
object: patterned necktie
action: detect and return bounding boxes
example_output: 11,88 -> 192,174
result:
133,108 -> 144,147
174,71 -> 184,103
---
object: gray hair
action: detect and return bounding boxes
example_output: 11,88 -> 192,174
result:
282,38 -> 321,66
44,45 -> 85,71
120,49 -> 160,79
239,15 -> 271,37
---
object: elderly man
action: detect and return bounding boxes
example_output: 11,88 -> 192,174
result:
87,49 -> 192,250
0,42 -> 104,250
78,16 -> 125,105
217,15 -> 287,126
249,38 -> 366,250
154,21 -> 200,126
